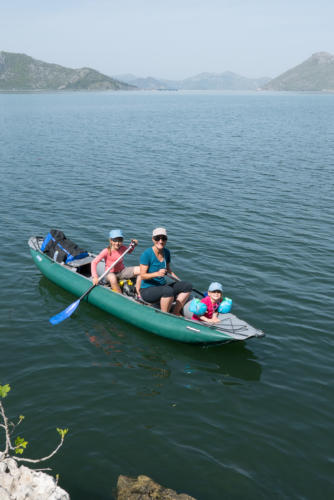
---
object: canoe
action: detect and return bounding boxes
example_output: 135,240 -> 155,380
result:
28,236 -> 265,345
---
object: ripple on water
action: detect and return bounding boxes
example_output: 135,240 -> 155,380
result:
1,92 -> 333,499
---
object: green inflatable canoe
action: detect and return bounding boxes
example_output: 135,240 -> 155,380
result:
28,237 -> 264,345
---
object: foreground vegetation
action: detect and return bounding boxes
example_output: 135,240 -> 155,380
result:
0,384 -> 68,465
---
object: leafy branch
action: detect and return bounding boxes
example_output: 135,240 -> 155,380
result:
0,384 -> 68,465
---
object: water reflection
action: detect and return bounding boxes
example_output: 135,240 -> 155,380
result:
187,342 -> 262,381
37,277 -> 262,383
38,276 -> 74,304
85,320 -> 262,383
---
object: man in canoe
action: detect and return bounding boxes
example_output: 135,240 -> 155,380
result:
91,229 -> 140,293
139,227 -> 192,315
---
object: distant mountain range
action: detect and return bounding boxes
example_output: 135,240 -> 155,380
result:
0,51 -> 270,91
0,51 -> 134,91
1,50 -> 334,92
114,72 -> 270,91
262,52 -> 334,91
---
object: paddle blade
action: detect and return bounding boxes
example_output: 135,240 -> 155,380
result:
49,299 -> 80,325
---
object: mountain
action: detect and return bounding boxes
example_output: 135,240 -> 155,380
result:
114,74 -> 179,90
179,71 -> 270,90
0,51 -> 135,91
263,52 -> 334,91
115,71 -> 270,91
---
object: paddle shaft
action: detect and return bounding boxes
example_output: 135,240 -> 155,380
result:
167,273 -> 204,297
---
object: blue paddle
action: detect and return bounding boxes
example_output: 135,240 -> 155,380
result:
49,241 -> 136,325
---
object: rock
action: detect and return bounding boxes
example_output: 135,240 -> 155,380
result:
0,457 -> 69,500
116,474 -> 196,500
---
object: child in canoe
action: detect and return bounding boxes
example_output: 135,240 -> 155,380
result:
192,282 -> 232,324
91,229 -> 140,293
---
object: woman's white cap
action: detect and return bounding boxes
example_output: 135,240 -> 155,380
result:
152,227 -> 167,237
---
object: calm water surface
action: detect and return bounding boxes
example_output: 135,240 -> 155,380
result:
0,91 -> 333,499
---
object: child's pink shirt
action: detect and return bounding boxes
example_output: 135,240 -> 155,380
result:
192,295 -> 221,321
91,245 -> 134,278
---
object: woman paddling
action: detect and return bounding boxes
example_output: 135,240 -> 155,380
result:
91,229 -> 139,293
139,227 -> 192,315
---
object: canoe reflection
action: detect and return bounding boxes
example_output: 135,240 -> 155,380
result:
86,321 -> 262,383
38,277 -> 262,382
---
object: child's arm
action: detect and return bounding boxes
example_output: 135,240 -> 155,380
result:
127,240 -> 138,254
91,248 -> 108,285
211,311 -> 220,323
199,313 -> 220,324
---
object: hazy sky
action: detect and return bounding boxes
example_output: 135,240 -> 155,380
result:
1,0 -> 333,79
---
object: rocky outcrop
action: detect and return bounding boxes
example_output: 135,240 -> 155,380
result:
0,456 -> 69,500
116,475 -> 196,500
0,458 -> 197,499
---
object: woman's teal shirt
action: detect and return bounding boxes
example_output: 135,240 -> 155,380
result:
140,247 -> 171,288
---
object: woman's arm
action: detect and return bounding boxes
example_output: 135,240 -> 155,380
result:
140,263 -> 166,280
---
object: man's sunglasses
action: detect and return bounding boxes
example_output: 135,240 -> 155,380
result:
153,235 -> 167,242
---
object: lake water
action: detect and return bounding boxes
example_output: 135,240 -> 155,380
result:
0,90 -> 333,499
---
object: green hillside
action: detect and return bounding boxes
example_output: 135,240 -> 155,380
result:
0,51 -> 135,91
263,52 -> 334,91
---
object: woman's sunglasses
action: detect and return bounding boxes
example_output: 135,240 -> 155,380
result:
112,237 -> 123,242
153,235 -> 167,242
